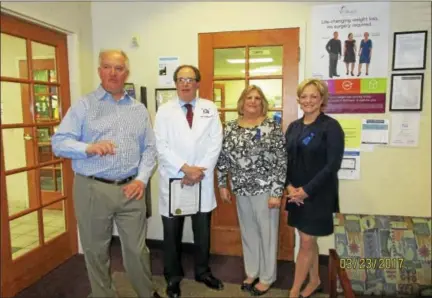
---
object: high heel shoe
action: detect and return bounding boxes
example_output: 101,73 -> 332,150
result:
299,283 -> 323,298
250,282 -> 274,296
240,277 -> 259,292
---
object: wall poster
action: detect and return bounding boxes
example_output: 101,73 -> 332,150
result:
311,2 -> 390,113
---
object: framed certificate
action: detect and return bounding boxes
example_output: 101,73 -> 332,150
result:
155,88 -> 177,111
392,31 -> 428,71
168,178 -> 201,217
389,73 -> 424,111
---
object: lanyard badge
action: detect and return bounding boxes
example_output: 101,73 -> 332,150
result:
253,128 -> 261,141
302,132 -> 315,145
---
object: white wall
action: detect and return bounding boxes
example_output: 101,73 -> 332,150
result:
90,1 -> 431,255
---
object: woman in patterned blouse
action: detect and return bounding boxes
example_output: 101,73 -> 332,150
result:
216,85 -> 287,296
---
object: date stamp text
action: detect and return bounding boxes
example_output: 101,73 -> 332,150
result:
339,257 -> 405,270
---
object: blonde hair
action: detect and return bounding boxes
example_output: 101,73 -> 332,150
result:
98,49 -> 130,70
237,85 -> 269,116
296,78 -> 329,110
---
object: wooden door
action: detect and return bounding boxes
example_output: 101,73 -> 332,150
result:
1,13 -> 76,297
213,83 -> 226,123
199,28 -> 299,261
19,59 -> 62,210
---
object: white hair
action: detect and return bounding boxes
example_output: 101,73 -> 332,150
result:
98,49 -> 130,70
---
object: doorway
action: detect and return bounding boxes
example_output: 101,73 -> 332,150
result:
198,28 -> 300,261
1,13 -> 76,297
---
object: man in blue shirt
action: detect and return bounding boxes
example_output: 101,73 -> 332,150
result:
52,50 -> 160,298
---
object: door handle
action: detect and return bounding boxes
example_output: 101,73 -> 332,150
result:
23,134 -> 33,141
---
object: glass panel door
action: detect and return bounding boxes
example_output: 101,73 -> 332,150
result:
1,13 -> 75,297
199,28 -> 299,261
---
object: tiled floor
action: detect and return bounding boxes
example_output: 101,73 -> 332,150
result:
9,204 -> 66,259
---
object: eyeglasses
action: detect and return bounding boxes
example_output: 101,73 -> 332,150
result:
176,77 -> 197,84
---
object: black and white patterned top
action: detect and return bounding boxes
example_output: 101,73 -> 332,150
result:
216,117 -> 287,198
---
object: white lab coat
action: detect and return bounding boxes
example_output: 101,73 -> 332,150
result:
154,97 -> 223,217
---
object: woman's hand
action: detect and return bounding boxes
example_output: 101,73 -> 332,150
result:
286,186 -> 308,206
268,197 -> 281,208
219,187 -> 232,204
287,187 -> 308,200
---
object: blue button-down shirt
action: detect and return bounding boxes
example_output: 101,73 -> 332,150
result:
179,97 -> 197,113
51,85 -> 156,183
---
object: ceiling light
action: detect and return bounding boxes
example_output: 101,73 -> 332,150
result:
227,58 -> 273,64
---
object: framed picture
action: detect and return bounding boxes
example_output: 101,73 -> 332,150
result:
389,73 -> 424,111
124,82 -> 136,98
392,31 -> 428,70
155,88 -> 177,110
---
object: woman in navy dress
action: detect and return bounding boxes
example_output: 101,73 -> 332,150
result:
343,33 -> 356,76
357,32 -> 373,76
285,79 -> 345,298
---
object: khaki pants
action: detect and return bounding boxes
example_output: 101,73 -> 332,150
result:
73,174 -> 153,298
236,192 -> 280,284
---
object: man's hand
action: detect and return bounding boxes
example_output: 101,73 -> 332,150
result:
219,187 -> 232,204
181,164 -> 206,183
181,176 -> 195,187
268,197 -> 281,208
122,180 -> 145,200
86,140 -> 116,156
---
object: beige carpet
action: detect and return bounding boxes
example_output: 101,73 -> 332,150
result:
112,272 -> 329,297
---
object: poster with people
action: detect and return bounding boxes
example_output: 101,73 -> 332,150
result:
311,2 -> 390,113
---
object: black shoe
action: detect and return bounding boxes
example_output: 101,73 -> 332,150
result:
195,274 -> 224,290
250,283 -> 273,296
334,74 -> 340,77
299,283 -> 323,298
152,291 -> 162,298
240,277 -> 259,292
166,281 -> 181,298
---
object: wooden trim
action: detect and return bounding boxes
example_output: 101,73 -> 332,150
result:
213,76 -> 247,81
0,76 -> 60,86
204,28 -> 298,47
4,235 -> 73,297
282,29 -> 299,132
1,121 -> 61,129
5,160 -> 63,176
55,31 -> 77,254
0,13 -> 67,46
9,196 -> 67,221
329,249 -> 355,298
0,131 -> 12,298
198,33 -> 213,100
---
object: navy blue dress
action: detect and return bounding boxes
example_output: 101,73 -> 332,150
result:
284,113 -> 345,236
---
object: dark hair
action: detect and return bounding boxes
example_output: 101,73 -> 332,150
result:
173,65 -> 201,82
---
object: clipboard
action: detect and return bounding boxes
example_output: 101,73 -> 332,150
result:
168,178 -> 202,217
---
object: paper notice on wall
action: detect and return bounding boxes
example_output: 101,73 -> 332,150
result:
338,149 -> 360,180
361,119 -> 389,145
158,56 -> 179,87
390,113 -> 420,147
338,119 -> 362,149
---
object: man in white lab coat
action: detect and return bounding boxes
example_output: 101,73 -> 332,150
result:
154,65 -> 223,298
